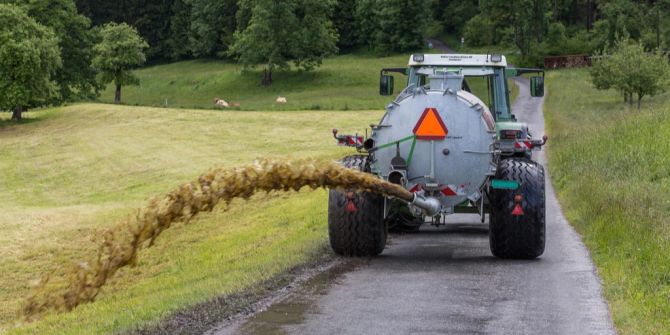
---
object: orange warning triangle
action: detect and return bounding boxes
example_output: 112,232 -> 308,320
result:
413,108 -> 448,140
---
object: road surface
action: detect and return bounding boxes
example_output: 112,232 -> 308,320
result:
208,80 -> 616,335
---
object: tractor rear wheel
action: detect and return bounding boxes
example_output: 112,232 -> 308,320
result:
328,155 -> 386,256
489,158 -> 546,259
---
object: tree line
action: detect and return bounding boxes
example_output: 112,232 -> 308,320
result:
449,0 -> 670,65
73,0 -> 430,61
72,0 -> 670,65
1,0 -> 669,117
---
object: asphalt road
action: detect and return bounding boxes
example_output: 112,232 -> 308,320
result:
210,80 -> 615,335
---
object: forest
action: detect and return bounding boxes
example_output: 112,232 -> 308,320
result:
72,0 -> 670,62
1,0 -> 669,113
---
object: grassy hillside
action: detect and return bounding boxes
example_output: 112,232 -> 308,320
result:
97,52 -> 520,112
545,70 -> 670,334
98,53 -> 411,111
0,104 -> 378,334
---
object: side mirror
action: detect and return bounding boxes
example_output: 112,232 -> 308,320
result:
380,74 -> 394,96
530,76 -> 544,97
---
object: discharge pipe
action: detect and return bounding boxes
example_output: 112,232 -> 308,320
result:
406,193 -> 442,217
385,175 -> 441,217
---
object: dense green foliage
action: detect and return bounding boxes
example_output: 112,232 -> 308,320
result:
545,69 -> 670,334
374,0 -> 429,53
187,0 -> 238,58
445,0 -> 670,65
72,0 -> 437,61
67,0 -> 670,67
590,39 -> 670,108
2,0 -> 100,102
332,0 -> 358,51
92,23 -> 148,103
0,4 -> 61,120
74,0 -> 172,60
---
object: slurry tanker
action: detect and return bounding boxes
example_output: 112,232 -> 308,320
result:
330,53 -> 548,259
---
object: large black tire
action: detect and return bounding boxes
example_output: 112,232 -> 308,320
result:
328,155 -> 387,256
489,158 -> 546,259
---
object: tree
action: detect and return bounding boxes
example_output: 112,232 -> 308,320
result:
131,0 -> 174,60
354,0 -> 379,50
375,0 -> 428,53
331,0 -> 358,51
4,0 -> 101,102
590,39 -> 670,109
463,14 -> 495,46
92,23 -> 148,103
597,0 -> 647,47
74,0 -> 176,60
0,4 -> 61,120
440,0 -> 479,35
229,0 -> 338,86
188,0 -> 238,57
166,0 -> 191,60
294,0 -> 339,70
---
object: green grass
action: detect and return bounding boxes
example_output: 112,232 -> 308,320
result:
0,104 -> 379,334
545,69 -> 670,334
98,54 -> 412,111
97,51 -> 519,112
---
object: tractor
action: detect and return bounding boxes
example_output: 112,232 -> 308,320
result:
330,53 -> 548,259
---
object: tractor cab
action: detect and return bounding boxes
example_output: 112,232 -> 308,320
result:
378,54 -> 547,157
380,54 -> 544,122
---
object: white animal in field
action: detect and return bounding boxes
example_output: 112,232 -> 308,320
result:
213,98 -> 229,108
276,96 -> 287,104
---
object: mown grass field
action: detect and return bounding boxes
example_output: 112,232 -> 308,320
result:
545,69 -> 670,334
0,104 -> 378,334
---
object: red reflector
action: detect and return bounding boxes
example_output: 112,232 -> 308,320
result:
346,136 -> 363,146
345,200 -> 357,213
514,141 -> 531,150
441,186 -> 457,196
511,203 -> 524,216
409,184 -> 422,193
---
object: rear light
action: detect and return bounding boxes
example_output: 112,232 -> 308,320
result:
501,130 -> 520,140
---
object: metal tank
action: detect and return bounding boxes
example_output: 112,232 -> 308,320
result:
369,72 -> 496,213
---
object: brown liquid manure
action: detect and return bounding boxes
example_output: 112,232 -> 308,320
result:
22,158 -> 411,319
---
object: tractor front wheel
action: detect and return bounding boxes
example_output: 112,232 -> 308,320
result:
328,155 -> 386,256
489,158 -> 546,259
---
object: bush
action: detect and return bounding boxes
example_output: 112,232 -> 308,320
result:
590,39 -> 670,109
463,14 -> 494,47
